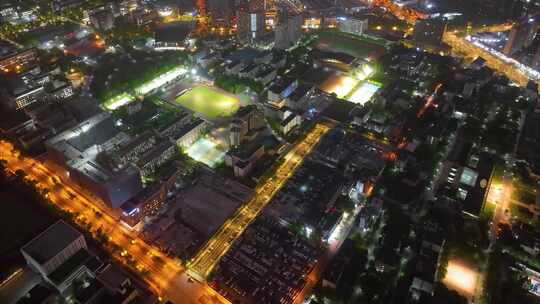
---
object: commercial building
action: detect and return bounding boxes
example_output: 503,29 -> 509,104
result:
254,66 -> 277,85
19,220 -> 155,301
45,112 -> 143,208
274,13 -> 303,49
338,16 -> 368,36
21,220 -> 87,278
21,221 -> 102,294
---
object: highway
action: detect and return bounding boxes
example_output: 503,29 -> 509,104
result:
0,141 -> 228,304
188,123 -> 332,280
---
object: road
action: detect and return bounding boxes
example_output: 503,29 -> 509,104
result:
188,123 -> 332,280
487,167 -> 513,243
442,32 -> 535,87
372,1 -> 536,87
0,141 -> 228,304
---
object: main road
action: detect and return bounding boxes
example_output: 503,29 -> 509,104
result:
371,1 -> 537,87
0,122 -> 331,302
188,123 -> 332,280
0,140 -> 228,304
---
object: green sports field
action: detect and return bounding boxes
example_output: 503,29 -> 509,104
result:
315,31 -> 389,60
174,86 -> 242,120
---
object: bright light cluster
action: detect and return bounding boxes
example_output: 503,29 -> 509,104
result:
136,66 -> 187,95
185,138 -> 225,168
443,261 -> 478,298
467,36 -> 540,81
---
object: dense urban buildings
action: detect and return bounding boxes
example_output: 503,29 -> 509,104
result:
1,1 -> 540,304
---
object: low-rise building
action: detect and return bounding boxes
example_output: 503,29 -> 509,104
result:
224,60 -> 246,75
1,82 -> 44,109
136,141 -> 177,177
21,220 -> 87,278
172,118 -> 207,148
0,48 -> 37,73
268,77 -> 298,103
121,165 -> 185,227
285,83 -> 314,111
254,66 -> 277,85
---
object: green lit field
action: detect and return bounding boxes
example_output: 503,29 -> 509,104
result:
185,138 -> 225,168
315,31 -> 389,60
174,86 -> 243,120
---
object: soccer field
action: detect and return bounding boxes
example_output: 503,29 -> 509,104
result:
175,86 -> 242,120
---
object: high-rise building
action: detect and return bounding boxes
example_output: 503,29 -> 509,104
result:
274,12 -> 303,49
532,46 -> 540,67
229,105 -> 264,148
503,20 -> 539,55
207,0 -> 234,25
412,18 -> 447,45
237,9 -> 265,43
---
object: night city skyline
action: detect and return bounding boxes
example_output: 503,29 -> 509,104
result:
0,1 -> 540,304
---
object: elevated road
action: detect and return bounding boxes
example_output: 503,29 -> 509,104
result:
188,123 -> 332,280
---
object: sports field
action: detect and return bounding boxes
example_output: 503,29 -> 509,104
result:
185,138 -> 225,168
348,81 -> 381,105
174,86 -> 242,120
315,31 -> 388,60
319,74 -> 381,105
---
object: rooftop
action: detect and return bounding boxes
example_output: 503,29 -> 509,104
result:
22,220 -> 83,264
48,249 -> 92,284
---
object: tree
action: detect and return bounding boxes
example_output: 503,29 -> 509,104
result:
14,169 -> 27,184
